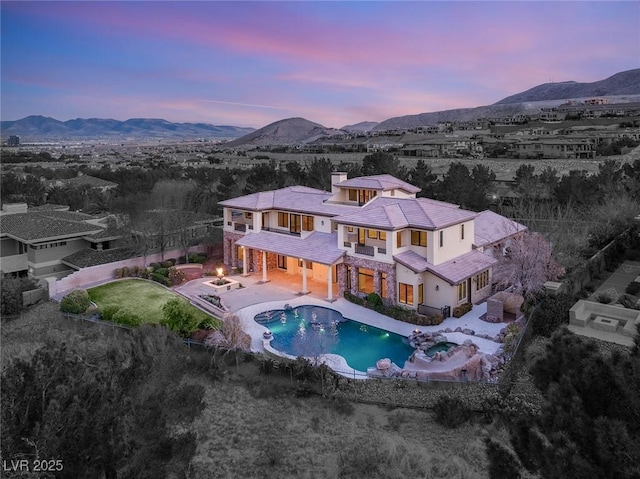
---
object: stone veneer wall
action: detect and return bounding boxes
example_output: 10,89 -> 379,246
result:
338,256 -> 396,304
223,231 -> 245,268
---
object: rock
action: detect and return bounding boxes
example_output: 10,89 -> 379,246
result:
462,328 -> 475,335
376,358 -> 392,370
444,328 -> 453,333
454,327 -> 463,332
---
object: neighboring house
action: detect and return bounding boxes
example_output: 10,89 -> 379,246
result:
0,203 -> 109,279
513,138 -> 595,159
47,174 -> 118,193
219,173 -> 526,314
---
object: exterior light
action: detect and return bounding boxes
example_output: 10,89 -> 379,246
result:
413,329 -> 421,335
435,285 -> 439,291
216,267 -> 224,279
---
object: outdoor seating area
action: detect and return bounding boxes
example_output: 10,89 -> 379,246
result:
570,299 -> 639,345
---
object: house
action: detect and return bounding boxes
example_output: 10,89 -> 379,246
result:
0,203 -> 109,278
219,173 -> 526,314
46,174 -> 118,193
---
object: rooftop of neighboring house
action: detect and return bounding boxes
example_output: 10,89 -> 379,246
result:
48,175 -> 118,190
0,204 -> 104,242
61,247 -> 138,269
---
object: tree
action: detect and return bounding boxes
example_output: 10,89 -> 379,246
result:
1,328 -> 205,478
513,164 -> 539,199
436,162 -> 473,206
408,159 -> 438,198
361,152 -> 399,177
244,160 -> 284,194
469,164 -> 496,210
305,157 -> 334,191
492,231 -> 564,298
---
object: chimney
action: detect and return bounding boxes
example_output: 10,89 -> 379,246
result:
331,172 -> 347,194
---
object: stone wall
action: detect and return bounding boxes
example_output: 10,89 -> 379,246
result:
223,231 -> 245,268
339,256 -> 397,303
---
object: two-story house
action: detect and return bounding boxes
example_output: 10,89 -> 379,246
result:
219,173 -> 526,314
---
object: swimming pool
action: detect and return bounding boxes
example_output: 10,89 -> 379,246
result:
254,305 -> 414,372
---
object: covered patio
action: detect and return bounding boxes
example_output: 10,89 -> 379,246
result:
234,231 -> 344,302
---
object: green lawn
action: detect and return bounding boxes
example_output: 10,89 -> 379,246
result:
88,279 -> 216,326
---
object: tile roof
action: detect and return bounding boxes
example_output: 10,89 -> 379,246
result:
335,174 -> 421,193
333,197 -> 477,230
394,249 -> 497,284
219,186 -> 354,216
474,210 -> 527,248
60,175 -> 118,189
235,231 -> 345,265
0,210 -> 104,242
61,247 -> 138,269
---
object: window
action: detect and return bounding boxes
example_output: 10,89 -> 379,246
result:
396,231 -> 403,247
367,229 -> 378,239
298,259 -> 313,269
30,241 -> 68,250
302,215 -> 314,231
245,212 -> 253,220
475,270 -> 489,291
290,214 -> 301,233
347,226 -> 354,233
236,245 -> 244,260
458,281 -> 467,302
439,230 -> 444,248
346,265 -> 352,290
348,189 -> 357,201
399,283 -> 414,305
381,272 -> 387,298
358,268 -> 374,294
358,228 -> 366,245
418,283 -> 424,305
277,255 -> 287,269
379,231 -> 387,241
277,212 -> 288,228
262,212 -> 268,228
461,224 -> 465,240
411,230 -> 427,247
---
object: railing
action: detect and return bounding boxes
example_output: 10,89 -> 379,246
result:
418,304 -> 451,318
343,242 -> 352,248
261,227 -> 301,237
377,247 -> 387,254
354,244 -> 375,256
234,223 -> 246,232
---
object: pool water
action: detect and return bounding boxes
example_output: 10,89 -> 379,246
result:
425,342 -> 458,357
254,305 -> 414,372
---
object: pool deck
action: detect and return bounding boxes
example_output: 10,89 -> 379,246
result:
176,271 -> 506,374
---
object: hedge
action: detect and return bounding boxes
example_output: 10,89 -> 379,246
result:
60,289 -> 91,314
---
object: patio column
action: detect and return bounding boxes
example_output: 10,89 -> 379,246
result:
301,259 -> 309,294
327,264 -> 333,301
261,251 -> 268,283
242,246 -> 249,276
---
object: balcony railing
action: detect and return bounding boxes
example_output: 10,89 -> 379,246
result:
377,247 -> 387,254
261,227 -> 301,237
354,244 -> 375,256
234,223 -> 247,232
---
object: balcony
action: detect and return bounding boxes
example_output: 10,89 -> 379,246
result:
234,223 -> 247,232
354,244 -> 374,256
343,241 -> 352,248
261,227 -> 301,237
377,247 -> 387,254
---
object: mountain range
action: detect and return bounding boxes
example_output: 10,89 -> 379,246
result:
0,117 -> 255,141
2,68 -> 638,144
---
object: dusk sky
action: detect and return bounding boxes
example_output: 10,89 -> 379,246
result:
1,1 -> 638,129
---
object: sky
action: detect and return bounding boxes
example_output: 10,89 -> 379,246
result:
1,1 -> 638,129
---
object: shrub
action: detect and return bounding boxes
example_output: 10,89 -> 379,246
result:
433,396 -> 472,429
162,298 -> 200,337
121,266 -> 130,278
149,262 -> 161,271
161,260 -> 173,269
129,265 -> 139,277
60,289 -> 91,314
366,292 -> 383,310
168,267 -> 186,285
596,292 -> 613,304
453,302 -> 472,318
112,308 -> 142,327
155,267 -> 169,277
618,294 -> 639,309
344,290 -> 364,306
328,397 -> 355,416
626,281 -> 640,296
530,294 -> 574,337
151,272 -> 170,286
115,268 -> 124,279
188,253 -> 207,264
101,304 -> 121,322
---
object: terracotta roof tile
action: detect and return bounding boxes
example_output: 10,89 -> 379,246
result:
236,231 -> 344,265
394,249 -> 497,284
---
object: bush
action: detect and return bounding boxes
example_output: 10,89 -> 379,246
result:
596,292 -> 613,304
366,292 -> 383,310
618,294 -> 639,309
162,298 -> 200,337
161,260 -> 173,268
115,268 -> 124,279
168,267 -> 185,285
60,289 -> 91,314
129,265 -> 139,277
101,304 -> 121,322
530,294 -> 574,337
188,253 -> 207,264
112,308 -> 142,327
151,272 -> 171,286
121,266 -> 130,278
155,267 -> 169,277
344,290 -> 364,306
625,281 -> 640,296
452,302 -> 472,318
433,396 -> 472,429
149,262 -> 161,271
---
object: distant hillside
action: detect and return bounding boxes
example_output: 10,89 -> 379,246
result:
226,117 -> 345,147
341,121 -> 378,133
0,116 -> 255,140
494,69 -> 640,105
